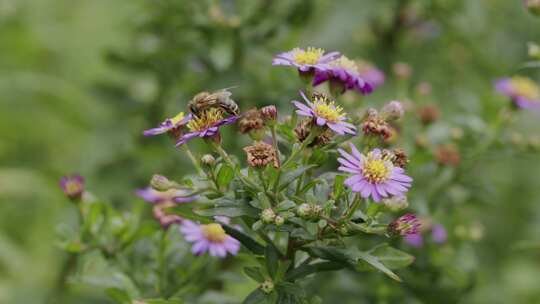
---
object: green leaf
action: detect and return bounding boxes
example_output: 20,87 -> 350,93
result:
257,192 -> 272,209
195,206 -> 259,218
217,164 -> 234,189
222,224 -> 265,255
244,267 -> 265,283
366,244 -> 415,270
145,299 -> 184,304
252,220 -> 263,231
304,246 -> 351,264
285,262 -> 345,281
276,200 -> 296,211
353,251 -> 402,282
279,165 -> 316,191
105,288 -> 131,304
265,245 -> 279,279
242,288 -> 268,304
277,281 -> 305,297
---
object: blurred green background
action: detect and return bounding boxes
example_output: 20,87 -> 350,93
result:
1,0 -> 539,303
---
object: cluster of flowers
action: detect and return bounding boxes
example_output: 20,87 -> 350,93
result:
60,47 -> 455,299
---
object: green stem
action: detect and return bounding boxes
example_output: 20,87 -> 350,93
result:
157,229 -> 168,295
212,143 -> 260,190
182,145 -> 204,176
282,131 -> 317,168
270,125 -> 281,166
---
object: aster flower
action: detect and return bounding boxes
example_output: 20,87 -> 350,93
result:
388,214 -> 421,236
495,76 -> 540,110
175,108 -> 239,146
60,174 -> 85,200
272,47 -> 340,73
338,144 -> 413,202
143,112 -> 191,137
356,60 -> 385,89
431,224 -> 447,244
293,91 -> 356,135
180,220 -> 240,258
135,187 -> 197,204
313,55 -> 372,94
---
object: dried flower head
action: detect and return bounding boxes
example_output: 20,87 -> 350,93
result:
417,104 -> 440,125
381,149 -> 409,168
381,100 -> 404,121
60,174 -> 85,201
238,108 -> 265,134
361,109 -> 393,140
392,62 -> 412,79
388,214 -> 420,236
294,120 -> 334,147
243,142 -> 279,168
435,144 -> 461,167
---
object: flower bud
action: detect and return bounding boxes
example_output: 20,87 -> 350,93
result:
260,279 -> 274,294
261,208 -> 276,224
150,174 -> 176,191
435,144 -> 460,167
417,104 -> 440,125
201,154 -> 216,166
528,42 -> 540,59
392,62 -> 412,79
382,196 -> 409,212
381,101 -> 404,121
297,203 -> 312,218
525,0 -> 540,16
274,215 -> 285,226
260,105 -> 277,123
239,109 -> 265,140
60,174 -> 85,201
388,214 -> 420,236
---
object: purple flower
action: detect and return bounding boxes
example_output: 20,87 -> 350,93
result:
404,233 -> 424,247
143,112 -> 191,136
388,214 -> 421,236
495,77 -> 540,110
272,47 -> 340,73
431,224 -> 447,244
338,144 -> 413,202
176,108 -> 238,146
60,174 -> 85,200
356,60 -> 385,89
293,91 -> 356,135
180,221 -> 240,258
135,187 -> 197,204
313,55 -> 373,95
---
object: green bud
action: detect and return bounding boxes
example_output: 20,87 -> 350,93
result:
201,154 -> 216,166
297,203 -> 312,218
382,196 -> 409,212
150,174 -> 176,191
260,279 -> 274,294
261,208 -> 276,223
274,215 -> 285,226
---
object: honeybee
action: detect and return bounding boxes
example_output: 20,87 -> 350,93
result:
188,88 -> 239,117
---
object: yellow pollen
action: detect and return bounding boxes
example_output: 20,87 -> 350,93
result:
331,55 -> 358,71
170,112 -> 185,125
202,223 -> 227,243
187,108 -> 224,132
293,47 -> 324,65
511,76 -> 540,100
312,96 -> 345,123
363,159 -> 390,183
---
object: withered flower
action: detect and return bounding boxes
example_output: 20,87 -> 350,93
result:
361,109 -> 393,140
417,104 -> 440,125
243,142 -> 279,168
381,148 -> 409,168
435,144 -> 460,167
294,120 -> 333,147
260,105 -> 278,122
238,108 -> 265,134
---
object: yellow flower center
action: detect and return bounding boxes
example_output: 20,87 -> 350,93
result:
65,181 -> 82,194
312,95 -> 345,123
330,55 -> 358,72
187,108 -> 223,132
293,47 -> 325,65
511,76 -> 540,100
202,223 -> 227,243
363,158 -> 391,183
170,112 -> 185,125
